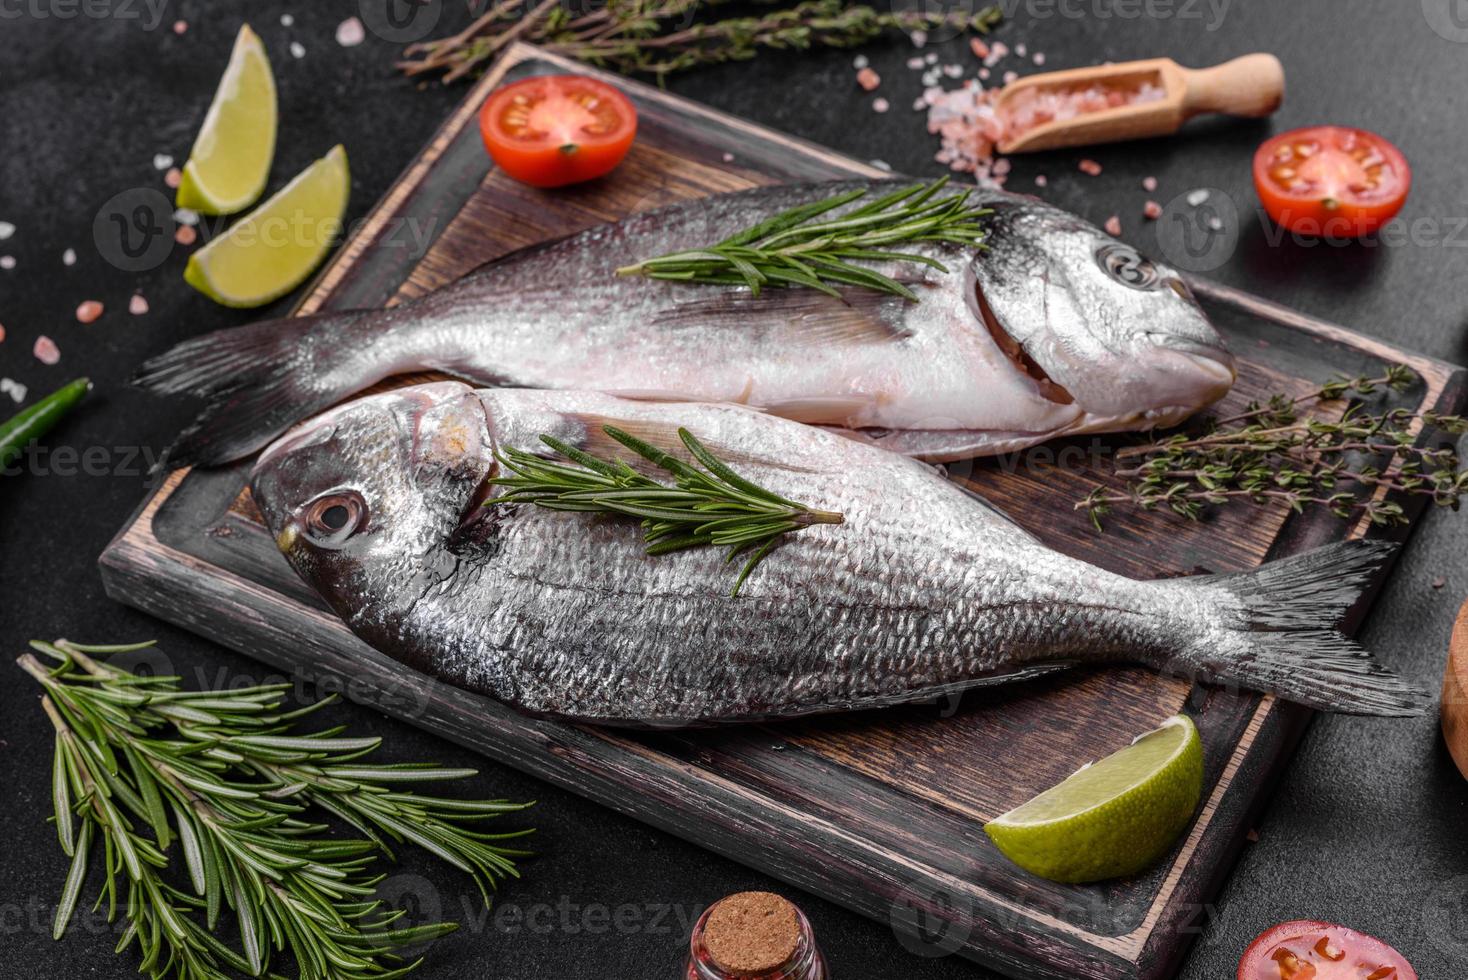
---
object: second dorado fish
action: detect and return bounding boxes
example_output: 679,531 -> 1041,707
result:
134,180 -> 1236,467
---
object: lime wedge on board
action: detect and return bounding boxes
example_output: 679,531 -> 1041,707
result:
176,24 -> 278,215
184,145 -> 350,308
984,713 -> 1204,884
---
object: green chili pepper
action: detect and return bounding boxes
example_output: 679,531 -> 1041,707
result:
1,378 -> 91,473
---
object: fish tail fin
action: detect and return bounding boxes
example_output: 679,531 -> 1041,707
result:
131,310 -> 391,470
1165,540 -> 1430,716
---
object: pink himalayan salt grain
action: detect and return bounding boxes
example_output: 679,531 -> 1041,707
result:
76,300 -> 104,323
1144,200 -> 1163,220
856,67 -> 880,91
175,225 -> 197,246
1143,175 -> 1158,192
129,294 -> 149,315
1033,52 -> 1046,66
1002,70 -> 1019,85
872,98 -> 890,114
1079,159 -> 1103,176
0,323 -> 5,343
164,167 -> 182,189
907,56 -> 925,70
1034,174 -> 1048,187
336,16 -> 366,47
979,67 -> 990,80
172,19 -> 187,34
1103,215 -> 1122,236
910,29 -> 927,48
34,335 -> 60,365
970,39 -> 990,60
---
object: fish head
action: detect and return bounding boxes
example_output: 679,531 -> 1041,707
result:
970,199 -> 1236,428
250,381 -> 495,610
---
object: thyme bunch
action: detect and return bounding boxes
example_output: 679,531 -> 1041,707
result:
616,178 -> 989,300
1081,367 -> 1468,530
21,640 -> 534,980
399,0 -> 1003,84
491,424 -> 843,595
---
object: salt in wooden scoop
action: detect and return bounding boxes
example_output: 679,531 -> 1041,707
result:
994,53 -> 1285,154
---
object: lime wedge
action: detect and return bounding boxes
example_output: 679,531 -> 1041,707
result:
176,24 -> 277,215
984,714 -> 1203,883
184,146 -> 350,308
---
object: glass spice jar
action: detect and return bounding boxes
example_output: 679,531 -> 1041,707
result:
686,891 -> 828,980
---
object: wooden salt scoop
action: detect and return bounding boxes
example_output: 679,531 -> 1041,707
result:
1444,596 -> 1468,780
995,53 -> 1285,154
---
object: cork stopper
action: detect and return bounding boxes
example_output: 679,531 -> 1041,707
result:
702,891 -> 801,975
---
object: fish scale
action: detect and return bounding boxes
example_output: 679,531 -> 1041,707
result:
248,382 -> 1429,726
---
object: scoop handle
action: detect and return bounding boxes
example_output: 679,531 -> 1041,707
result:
1180,53 -> 1285,119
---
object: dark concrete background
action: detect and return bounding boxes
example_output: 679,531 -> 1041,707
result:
3,1 -> 1467,977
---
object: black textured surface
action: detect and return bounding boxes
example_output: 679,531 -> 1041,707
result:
2,2 -> 1467,978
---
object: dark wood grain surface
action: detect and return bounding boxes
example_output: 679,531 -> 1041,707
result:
98,44 -> 1466,980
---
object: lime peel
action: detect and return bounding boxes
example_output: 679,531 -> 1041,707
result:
176,24 -> 278,216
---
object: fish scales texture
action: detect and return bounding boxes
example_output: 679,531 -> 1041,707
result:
250,382 -> 1427,725
135,180 -> 1236,468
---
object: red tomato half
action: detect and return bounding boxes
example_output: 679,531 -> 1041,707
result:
479,75 -> 637,188
1253,126 -> 1411,238
1237,920 -> 1417,980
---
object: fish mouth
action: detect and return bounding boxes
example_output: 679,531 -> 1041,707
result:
972,279 -> 1076,406
1145,331 -> 1239,384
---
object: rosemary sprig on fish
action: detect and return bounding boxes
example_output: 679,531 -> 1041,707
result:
492,425 -> 844,596
615,178 -> 990,300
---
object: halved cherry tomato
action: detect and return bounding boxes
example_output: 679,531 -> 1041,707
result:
1238,920 -> 1417,980
1253,126 -> 1411,238
478,75 -> 637,188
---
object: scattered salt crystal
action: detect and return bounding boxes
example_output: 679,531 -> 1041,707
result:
0,256 -> 15,270
76,300 -> 104,323
1033,52 -> 1045,66
721,151 -> 734,163
1104,216 -> 1122,237
870,159 -> 892,171
852,54 -> 869,69
280,13 -> 294,26
0,221 -> 14,240
1144,200 -> 1163,220
172,19 -> 187,34
175,225 -> 198,246
970,39 -> 990,60
164,167 -> 182,189
1034,175 -> 1048,187
992,158 -> 1011,176
922,69 -> 940,87
1002,70 -> 1018,85
1015,43 -> 1027,57
856,67 -> 881,91
872,98 -> 890,114
129,294 -> 150,315
925,52 -> 938,65
290,41 -> 306,59
34,335 -> 60,365
943,64 -> 963,79
336,16 -> 366,47
1,378 -> 25,403
979,67 -> 990,80
1142,176 -> 1158,192
173,207 -> 199,226
62,248 -> 76,267
1187,188 -> 1210,207
1206,215 -> 1224,231
152,153 -> 173,171
912,96 -> 928,111
1079,159 -> 1103,176
910,29 -> 927,48
907,56 -> 925,70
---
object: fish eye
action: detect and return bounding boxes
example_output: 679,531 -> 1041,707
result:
300,490 -> 367,548
1095,243 -> 1162,290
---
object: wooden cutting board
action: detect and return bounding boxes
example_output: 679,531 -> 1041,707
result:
100,43 -> 1466,980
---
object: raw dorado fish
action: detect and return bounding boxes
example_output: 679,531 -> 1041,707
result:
135,180 -> 1236,468
248,381 -> 1424,727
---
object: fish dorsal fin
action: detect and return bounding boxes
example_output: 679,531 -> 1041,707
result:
566,414 -> 819,477
651,288 -> 912,348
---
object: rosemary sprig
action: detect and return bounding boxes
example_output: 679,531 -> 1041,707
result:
399,0 -> 1003,84
614,178 -> 989,300
21,639 -> 534,980
1081,366 -> 1468,529
491,425 -> 843,595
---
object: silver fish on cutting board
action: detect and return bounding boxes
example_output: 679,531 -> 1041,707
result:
248,381 -> 1425,727
135,180 -> 1235,469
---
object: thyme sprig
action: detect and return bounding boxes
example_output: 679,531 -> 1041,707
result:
1081,366 -> 1468,529
615,178 -> 989,300
21,639 -> 534,980
399,0 -> 1003,84
491,425 -> 843,595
